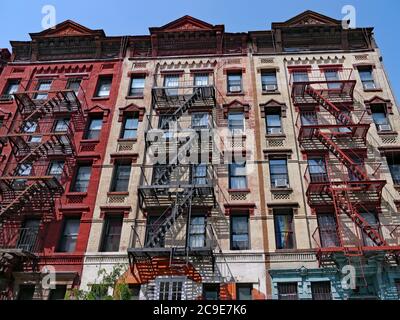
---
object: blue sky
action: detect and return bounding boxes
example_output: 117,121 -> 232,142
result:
1,0 -> 399,99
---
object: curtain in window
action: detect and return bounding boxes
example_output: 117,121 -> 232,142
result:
317,214 -> 339,247
189,216 -> 206,248
274,214 -> 293,249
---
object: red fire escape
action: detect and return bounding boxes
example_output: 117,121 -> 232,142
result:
0,85 -> 83,298
291,67 -> 400,268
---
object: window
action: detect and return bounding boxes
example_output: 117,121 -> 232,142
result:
85,116 -> 103,140
192,164 -> 207,185
274,209 -> 294,249
300,111 -> 318,126
120,114 -> 139,139
164,74 -> 179,96
266,108 -> 282,134
54,118 -> 70,133
324,70 -> 341,90
229,162 -> 247,189
34,80 -> 52,100
194,73 -> 209,87
311,282 -> 332,300
236,284 -> 252,300
348,155 -> 364,182
129,76 -> 145,97
100,215 -> 123,252
152,164 -> 170,186
14,163 -> 32,187
269,159 -> 289,188
49,285 -> 67,300
203,284 -> 219,300
58,218 -> 80,253
370,104 -> 391,132
261,71 -> 278,92
71,165 -> 92,192
191,112 -> 210,129
2,79 -> 20,98
230,214 -> 250,250
227,73 -> 242,93
158,115 -> 174,139
292,71 -> 309,83
47,160 -> 65,181
277,283 -> 298,300
189,215 -> 206,248
17,219 -> 40,252
66,78 -> 81,95
110,163 -> 131,192
359,210 -> 381,247
158,280 -> 183,300
228,112 -> 244,134
317,213 -> 340,247
146,215 -> 165,247
17,285 -> 35,300
23,121 -> 41,143
386,153 -> 400,185
358,66 -> 376,90
308,157 -> 328,183
95,76 -> 112,97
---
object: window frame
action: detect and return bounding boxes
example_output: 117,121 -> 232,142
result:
274,209 -> 295,250
228,111 -> 245,134
129,76 -> 145,97
229,162 -> 247,190
227,72 -> 243,93
120,113 -> 139,140
370,104 -> 391,132
156,278 -> 185,301
70,164 -> 92,193
34,79 -> 52,100
188,215 -> 207,249
84,115 -> 103,140
95,76 -> 113,98
269,158 -> 289,188
2,79 -> 20,98
57,217 -> 81,253
261,71 -> 278,92
110,162 -> 132,192
358,66 -> 376,90
265,108 -> 282,135
236,283 -> 253,300
277,282 -> 298,300
230,214 -> 250,250
66,78 -> 82,95
100,214 -> 124,252
311,281 -> 333,300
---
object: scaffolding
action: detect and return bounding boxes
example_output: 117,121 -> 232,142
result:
128,72 -> 235,293
291,68 -> 400,271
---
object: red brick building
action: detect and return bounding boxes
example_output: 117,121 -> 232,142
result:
0,21 -> 125,299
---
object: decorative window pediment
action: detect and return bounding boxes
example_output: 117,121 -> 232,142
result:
118,104 -> 145,122
223,100 -> 250,119
364,96 -> 394,115
260,99 -> 287,118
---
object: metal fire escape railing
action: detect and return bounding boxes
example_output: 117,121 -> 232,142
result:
0,86 -> 84,248
128,72 -> 235,283
290,68 -> 400,266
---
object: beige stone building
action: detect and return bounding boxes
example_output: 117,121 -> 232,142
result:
80,11 -> 400,300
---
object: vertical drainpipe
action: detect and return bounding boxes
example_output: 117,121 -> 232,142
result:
248,42 -> 272,298
282,59 -> 313,249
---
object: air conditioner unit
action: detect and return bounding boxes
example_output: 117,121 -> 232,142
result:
269,127 -> 282,134
274,179 -> 288,188
263,84 -> 277,92
378,124 -> 392,132
229,86 -> 242,93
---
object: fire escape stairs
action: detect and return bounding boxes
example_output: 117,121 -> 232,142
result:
304,84 -> 387,251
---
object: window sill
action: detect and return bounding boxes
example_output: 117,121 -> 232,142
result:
117,138 -> 137,143
126,95 -> 144,100
226,92 -> 245,96
66,192 -> 88,197
107,191 -> 129,196
0,99 -> 13,104
81,139 -> 100,144
262,91 -> 280,95
377,131 -> 398,136
228,189 -> 250,193
92,96 -> 110,101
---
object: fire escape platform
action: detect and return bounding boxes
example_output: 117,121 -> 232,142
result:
128,246 -> 213,259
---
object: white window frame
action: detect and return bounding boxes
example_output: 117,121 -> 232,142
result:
155,277 -> 186,301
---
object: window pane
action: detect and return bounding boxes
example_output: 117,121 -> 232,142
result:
189,216 -> 206,248
191,112 -> 209,129
121,116 -> 138,139
236,284 -> 252,300
5,80 -> 20,95
293,72 -> 309,82
278,283 -> 298,300
318,214 -> 339,247
164,75 -> 179,96
130,77 -> 145,96
228,112 -> 244,132
194,74 -> 209,86
34,80 -> 52,100
86,118 -> 103,140
311,282 -> 332,300
274,212 -> 294,249
66,79 -> 81,95
72,166 -> 91,192
111,164 -> 131,192
261,72 -> 277,91
58,218 -> 80,252
231,215 -> 249,250
54,119 -> 70,132
96,77 -> 112,97
228,73 -> 242,92
48,161 -> 65,180
101,216 -> 123,252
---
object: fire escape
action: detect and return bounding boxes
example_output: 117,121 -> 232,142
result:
0,85 -> 83,297
128,72 -> 234,290
291,68 -> 400,270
